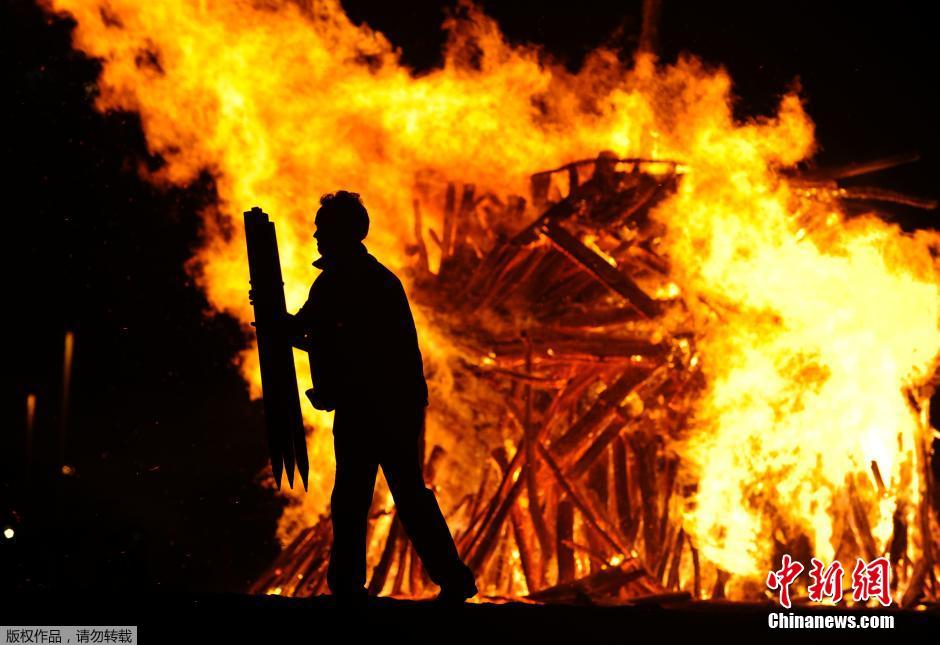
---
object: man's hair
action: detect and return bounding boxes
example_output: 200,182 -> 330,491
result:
317,191 -> 369,241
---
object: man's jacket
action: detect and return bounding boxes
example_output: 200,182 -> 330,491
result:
292,243 -> 429,411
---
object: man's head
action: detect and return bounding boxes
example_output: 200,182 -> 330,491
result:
314,191 -> 369,258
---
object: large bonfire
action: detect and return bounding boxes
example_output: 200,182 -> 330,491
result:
44,0 -> 940,605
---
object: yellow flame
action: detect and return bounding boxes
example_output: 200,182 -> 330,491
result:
44,0 -> 940,595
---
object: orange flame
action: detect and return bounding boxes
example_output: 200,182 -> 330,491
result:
45,0 -> 940,598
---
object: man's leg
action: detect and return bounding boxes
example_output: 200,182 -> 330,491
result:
327,409 -> 379,597
379,405 -> 475,592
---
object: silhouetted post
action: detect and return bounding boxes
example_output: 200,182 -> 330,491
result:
59,330 -> 73,471
638,0 -> 661,57
244,206 -> 309,491
26,393 -> 36,481
522,330 -> 550,585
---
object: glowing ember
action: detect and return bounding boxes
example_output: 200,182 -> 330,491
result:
44,0 -> 940,603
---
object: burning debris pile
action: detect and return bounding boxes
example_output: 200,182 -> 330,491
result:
253,153 -> 940,605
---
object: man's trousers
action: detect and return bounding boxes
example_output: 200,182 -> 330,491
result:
326,402 -> 473,595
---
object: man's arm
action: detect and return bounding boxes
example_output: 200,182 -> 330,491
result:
248,288 -> 309,350
287,301 -> 312,351
293,279 -> 338,411
388,279 -> 430,407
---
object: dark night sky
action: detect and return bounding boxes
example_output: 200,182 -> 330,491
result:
2,0 -> 938,594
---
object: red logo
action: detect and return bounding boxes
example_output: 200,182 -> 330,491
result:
766,555 -> 892,607
851,557 -> 891,606
807,557 -> 845,603
766,553 -> 804,608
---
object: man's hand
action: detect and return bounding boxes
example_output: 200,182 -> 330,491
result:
249,284 -> 314,352
305,388 -> 336,412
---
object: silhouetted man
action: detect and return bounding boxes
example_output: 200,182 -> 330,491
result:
285,191 -> 477,604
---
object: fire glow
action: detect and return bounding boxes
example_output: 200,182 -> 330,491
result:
45,0 -> 940,603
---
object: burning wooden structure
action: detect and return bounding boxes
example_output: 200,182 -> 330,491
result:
252,152 -> 940,606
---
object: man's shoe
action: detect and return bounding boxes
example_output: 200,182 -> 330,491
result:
435,576 -> 478,605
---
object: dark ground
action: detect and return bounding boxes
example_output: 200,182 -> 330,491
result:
2,0 -> 939,604
2,592 -> 938,641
